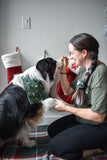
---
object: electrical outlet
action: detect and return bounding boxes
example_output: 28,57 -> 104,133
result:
22,16 -> 30,29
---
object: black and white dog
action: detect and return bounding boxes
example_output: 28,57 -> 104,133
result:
0,57 -> 63,147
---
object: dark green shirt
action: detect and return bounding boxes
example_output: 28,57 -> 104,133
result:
70,63 -> 107,125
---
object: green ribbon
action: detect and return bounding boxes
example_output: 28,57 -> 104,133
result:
76,80 -> 85,89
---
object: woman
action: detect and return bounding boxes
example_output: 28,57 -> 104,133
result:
48,33 -> 107,160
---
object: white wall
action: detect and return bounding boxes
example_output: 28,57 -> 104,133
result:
0,0 -> 107,91
0,0 -> 107,123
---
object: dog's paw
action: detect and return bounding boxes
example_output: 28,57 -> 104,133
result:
22,140 -> 37,147
42,98 -> 56,111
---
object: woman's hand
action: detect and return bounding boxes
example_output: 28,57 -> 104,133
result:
60,56 -> 69,72
54,99 -> 67,112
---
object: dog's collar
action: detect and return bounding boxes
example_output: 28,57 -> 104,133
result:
21,76 -> 50,104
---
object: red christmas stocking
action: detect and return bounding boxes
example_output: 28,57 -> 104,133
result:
1,48 -> 22,83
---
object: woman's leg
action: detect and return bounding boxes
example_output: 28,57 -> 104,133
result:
48,114 -> 80,138
49,123 -> 107,160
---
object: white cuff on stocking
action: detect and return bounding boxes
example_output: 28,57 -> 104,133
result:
1,52 -> 22,69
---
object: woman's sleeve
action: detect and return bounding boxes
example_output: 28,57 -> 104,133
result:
91,66 -> 107,113
91,85 -> 107,113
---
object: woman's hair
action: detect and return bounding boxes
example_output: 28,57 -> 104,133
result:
69,33 -> 99,106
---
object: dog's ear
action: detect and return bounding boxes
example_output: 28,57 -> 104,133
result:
36,60 -> 48,80
36,58 -> 56,71
36,58 -> 56,80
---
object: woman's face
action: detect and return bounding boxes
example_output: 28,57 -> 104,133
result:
69,43 -> 84,66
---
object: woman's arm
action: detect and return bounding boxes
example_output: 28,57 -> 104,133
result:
60,56 -> 74,95
54,99 -> 106,123
60,73 -> 74,95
